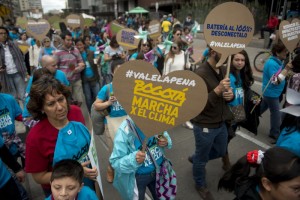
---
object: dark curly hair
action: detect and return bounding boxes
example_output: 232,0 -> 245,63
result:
27,76 -> 71,120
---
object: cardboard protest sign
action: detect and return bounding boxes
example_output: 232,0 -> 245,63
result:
16,17 -> 27,30
116,28 -> 139,50
0,5 -> 11,17
66,14 -> 83,29
148,20 -> 161,39
113,60 -> 208,137
18,44 -> 30,54
204,2 -> 254,67
48,15 -> 61,26
110,20 -> 126,36
26,19 -> 50,41
279,18 -> 300,53
88,132 -> 104,200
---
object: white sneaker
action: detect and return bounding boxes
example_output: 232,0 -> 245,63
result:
183,121 -> 193,130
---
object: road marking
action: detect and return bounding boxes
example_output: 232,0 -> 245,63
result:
236,130 -> 271,150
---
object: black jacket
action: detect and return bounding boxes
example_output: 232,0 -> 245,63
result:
234,180 -> 262,200
191,61 -> 233,128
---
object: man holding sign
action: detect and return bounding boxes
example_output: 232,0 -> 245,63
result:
190,47 -> 234,200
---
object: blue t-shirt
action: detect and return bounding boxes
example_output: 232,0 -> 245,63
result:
23,70 -> 69,118
81,51 -> 95,79
262,56 -> 285,98
97,83 -> 127,118
45,186 -> 99,200
53,121 -> 94,190
72,30 -> 82,39
0,93 -> 22,135
130,52 -> 138,60
228,73 -> 244,107
9,32 -> 19,41
0,136 -> 12,188
44,47 -> 56,56
53,121 -> 91,165
132,126 -> 165,174
277,126 -> 300,157
88,45 -> 96,52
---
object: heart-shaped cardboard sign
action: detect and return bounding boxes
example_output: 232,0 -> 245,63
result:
148,20 -> 161,40
204,2 -> 254,67
26,19 -> 50,41
279,18 -> 300,53
110,20 -> 126,36
66,14 -> 83,29
16,17 -> 27,30
18,44 -> 30,54
116,28 -> 140,50
113,60 -> 208,137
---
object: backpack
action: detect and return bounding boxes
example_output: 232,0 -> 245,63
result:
91,84 -> 110,135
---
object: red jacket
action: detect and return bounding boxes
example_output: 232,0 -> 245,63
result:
267,16 -> 279,29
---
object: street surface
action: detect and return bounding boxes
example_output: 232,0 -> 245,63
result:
18,34 -> 275,200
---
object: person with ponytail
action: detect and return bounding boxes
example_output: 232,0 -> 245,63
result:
219,147 -> 300,200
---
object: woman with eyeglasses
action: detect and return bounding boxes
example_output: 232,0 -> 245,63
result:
130,38 -> 153,61
163,38 -> 193,129
170,28 -> 183,42
163,38 -> 190,75
39,37 -> 56,63
52,35 -> 62,49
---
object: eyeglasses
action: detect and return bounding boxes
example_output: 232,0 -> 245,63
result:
142,44 -> 150,47
0,32 -> 7,35
44,40 -> 50,43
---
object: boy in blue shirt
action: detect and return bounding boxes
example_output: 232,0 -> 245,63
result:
46,159 -> 98,200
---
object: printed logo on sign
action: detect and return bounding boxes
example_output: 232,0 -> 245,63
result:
130,80 -> 188,126
207,24 -> 253,38
121,30 -> 135,44
144,146 -> 163,167
72,143 -> 89,162
0,107 -> 12,129
67,19 -> 80,24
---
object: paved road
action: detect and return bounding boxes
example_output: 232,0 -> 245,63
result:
17,35 -> 274,200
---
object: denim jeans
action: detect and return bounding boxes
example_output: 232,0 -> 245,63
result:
192,123 -> 228,187
82,80 -> 100,112
260,96 -> 281,139
7,72 -> 26,102
135,172 -> 158,200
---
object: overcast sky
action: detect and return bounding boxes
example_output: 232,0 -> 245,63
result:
42,0 -> 66,13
